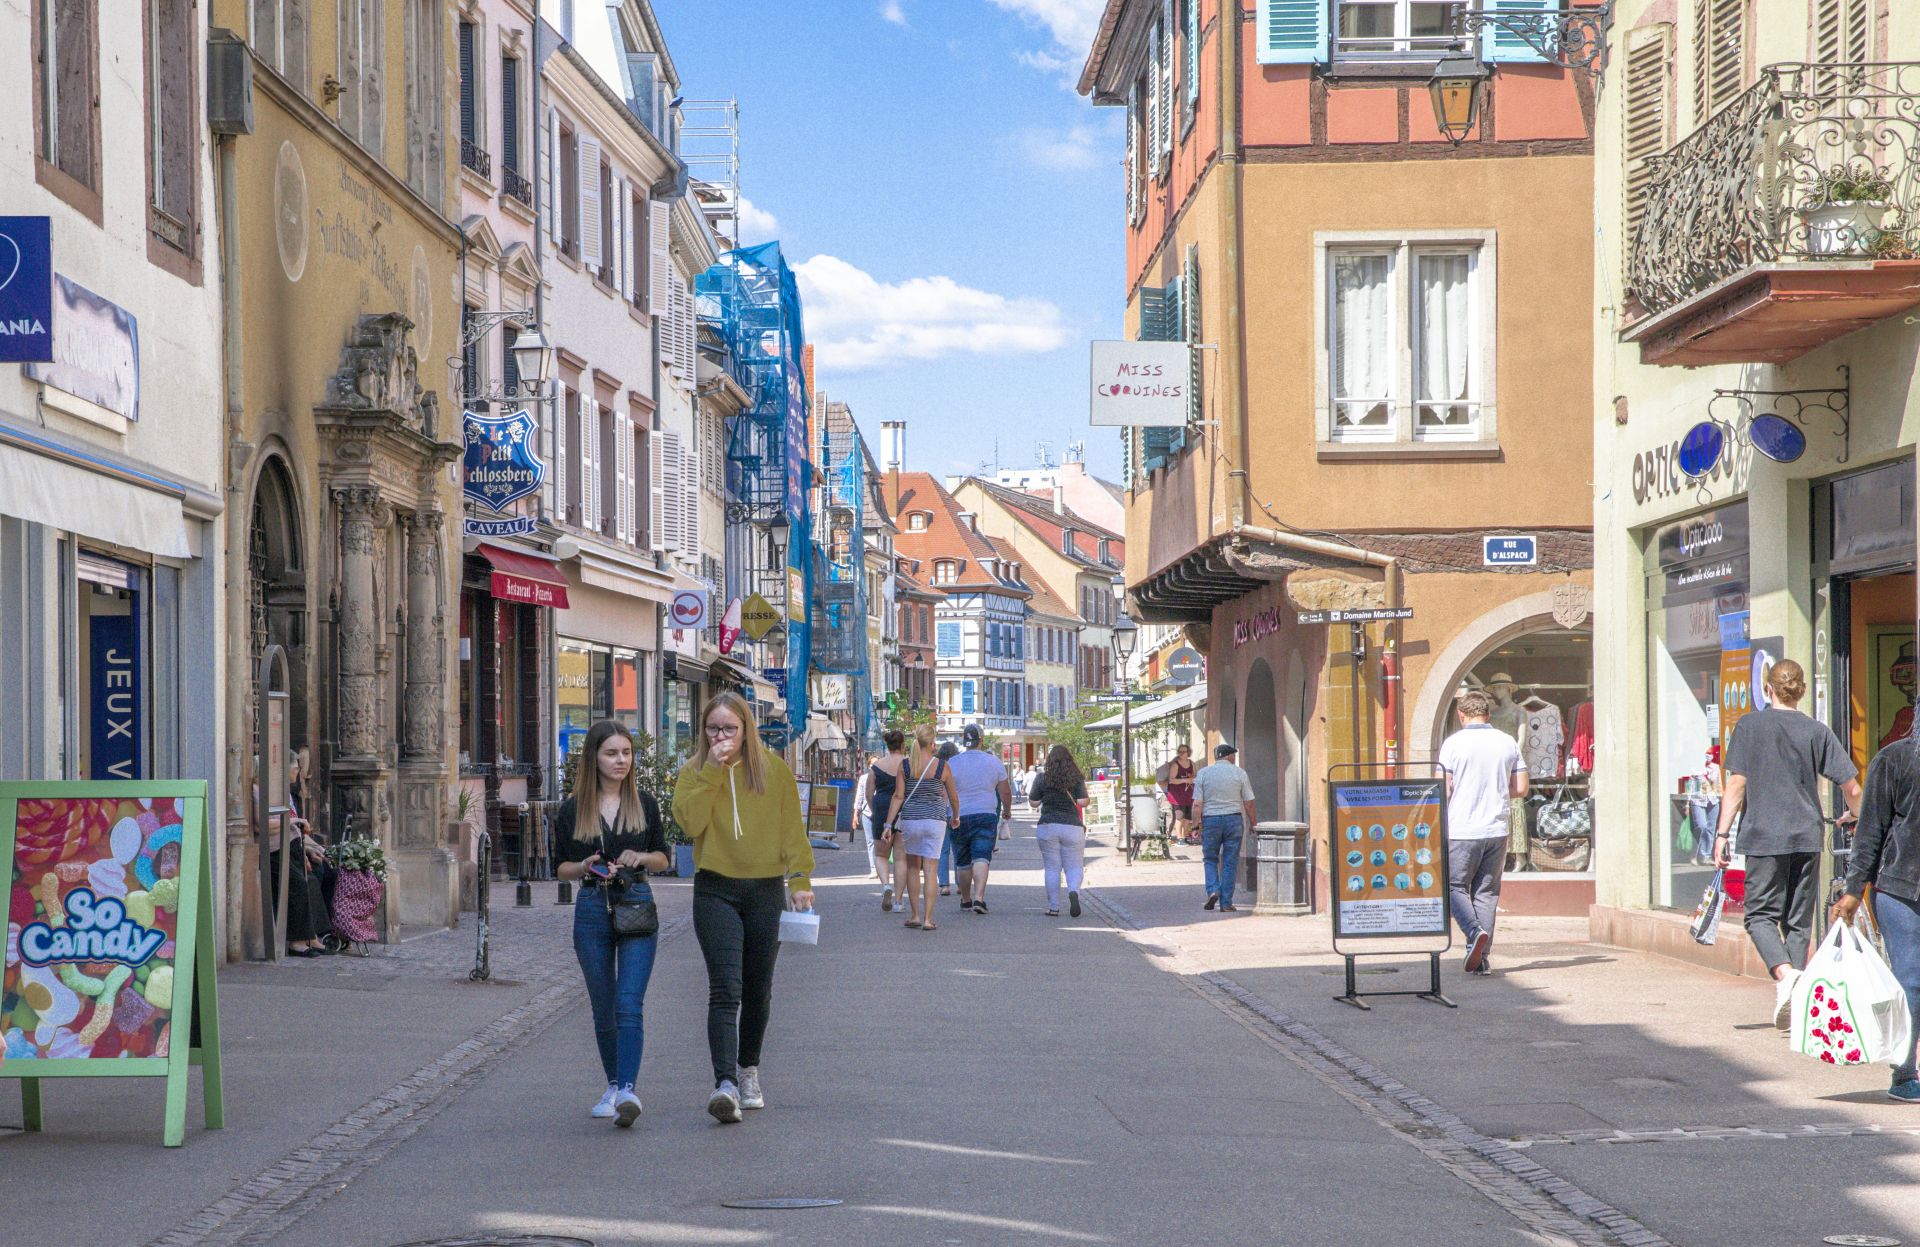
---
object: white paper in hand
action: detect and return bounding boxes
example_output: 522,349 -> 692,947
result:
778,909 -> 820,945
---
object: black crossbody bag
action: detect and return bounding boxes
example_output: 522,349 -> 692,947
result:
600,827 -> 660,938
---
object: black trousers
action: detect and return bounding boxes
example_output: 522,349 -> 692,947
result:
693,872 -> 786,1087
1743,851 -> 1820,973
271,849 -> 332,945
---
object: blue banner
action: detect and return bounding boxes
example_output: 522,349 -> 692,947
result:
89,612 -> 142,780
0,216 -> 53,363
462,408 -> 546,512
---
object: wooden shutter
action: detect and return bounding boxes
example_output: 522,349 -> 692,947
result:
649,201 -> 671,318
1693,0 -> 1747,124
552,382 -> 569,519
660,429 -> 685,551
678,277 -> 697,388
582,398 -> 601,533
648,429 -> 667,552
1185,0 -> 1200,109
682,443 -> 701,553
500,55 -> 518,172
612,176 -> 628,296
1183,245 -> 1201,432
615,409 -> 633,543
1484,0 -> 1551,64
1125,80 -> 1140,224
1145,24 -> 1162,178
1623,25 -> 1673,276
1257,0 -> 1328,65
579,136 -> 603,268
1159,0 -> 1175,162
545,109 -> 561,242
458,19 -> 476,145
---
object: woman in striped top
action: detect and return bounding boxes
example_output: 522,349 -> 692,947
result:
885,722 -> 959,930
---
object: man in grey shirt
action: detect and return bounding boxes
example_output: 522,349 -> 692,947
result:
1716,660 -> 1862,1027
1193,743 -> 1257,912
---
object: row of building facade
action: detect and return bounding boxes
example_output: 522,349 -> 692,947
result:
1086,0 -> 1919,973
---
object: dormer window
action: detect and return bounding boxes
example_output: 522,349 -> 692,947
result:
907,511 -> 930,532
934,559 -> 958,584
1062,529 -> 1076,556
1098,538 -> 1111,563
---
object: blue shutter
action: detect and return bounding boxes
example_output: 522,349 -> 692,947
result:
962,680 -> 976,715
1137,285 -> 1170,342
1258,0 -> 1329,65
1484,0 -> 1551,63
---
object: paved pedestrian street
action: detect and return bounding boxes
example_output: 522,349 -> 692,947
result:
5,824 -> 1919,1247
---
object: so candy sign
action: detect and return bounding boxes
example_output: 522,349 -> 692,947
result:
1,781 -> 224,1147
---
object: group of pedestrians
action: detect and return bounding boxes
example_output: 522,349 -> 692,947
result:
554,694 -> 815,1131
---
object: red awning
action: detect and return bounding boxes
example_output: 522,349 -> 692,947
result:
477,543 -> 569,609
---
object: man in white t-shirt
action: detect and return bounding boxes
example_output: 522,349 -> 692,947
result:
1437,690 -> 1529,974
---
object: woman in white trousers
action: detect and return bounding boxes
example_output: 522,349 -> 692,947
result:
1028,745 -> 1090,918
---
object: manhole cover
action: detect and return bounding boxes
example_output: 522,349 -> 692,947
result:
1823,1237 -> 1901,1246
721,1198 -> 843,1211
392,1237 -> 593,1247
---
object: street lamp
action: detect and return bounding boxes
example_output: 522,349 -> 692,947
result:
1428,48 -> 1489,145
1111,610 -> 1139,862
510,326 -> 553,392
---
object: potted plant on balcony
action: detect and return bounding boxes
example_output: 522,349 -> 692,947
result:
1803,170 -> 1894,256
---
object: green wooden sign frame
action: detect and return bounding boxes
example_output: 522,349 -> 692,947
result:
1,781 -> 225,1147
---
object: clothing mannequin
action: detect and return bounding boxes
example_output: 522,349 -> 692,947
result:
1484,674 -> 1522,739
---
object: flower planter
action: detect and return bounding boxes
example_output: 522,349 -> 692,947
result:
1802,201 -> 1887,256
674,843 -> 696,878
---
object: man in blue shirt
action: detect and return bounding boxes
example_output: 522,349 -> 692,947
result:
948,724 -> 1012,914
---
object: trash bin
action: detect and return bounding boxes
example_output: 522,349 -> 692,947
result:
1253,821 -> 1310,914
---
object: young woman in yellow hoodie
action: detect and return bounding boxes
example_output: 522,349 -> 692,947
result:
674,691 -> 815,1124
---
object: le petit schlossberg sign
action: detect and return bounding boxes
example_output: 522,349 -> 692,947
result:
1088,340 -> 1189,427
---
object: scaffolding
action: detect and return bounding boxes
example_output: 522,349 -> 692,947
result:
678,99 -> 740,248
698,241 -> 813,736
813,400 -> 871,743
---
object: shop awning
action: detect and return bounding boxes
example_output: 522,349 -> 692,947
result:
712,654 -> 779,704
477,542 -> 569,609
0,439 -> 193,558
801,714 -> 849,753
1087,681 -> 1208,731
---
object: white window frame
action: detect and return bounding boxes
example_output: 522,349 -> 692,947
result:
1313,229 -> 1498,453
1334,0 -> 1465,65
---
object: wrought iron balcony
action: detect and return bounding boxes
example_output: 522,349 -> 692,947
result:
1626,63 -> 1920,365
461,137 -> 492,180
503,165 -> 533,207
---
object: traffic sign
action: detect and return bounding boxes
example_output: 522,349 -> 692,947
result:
741,593 -> 781,640
669,588 -> 710,630
1483,535 -> 1538,567
1296,607 -> 1414,624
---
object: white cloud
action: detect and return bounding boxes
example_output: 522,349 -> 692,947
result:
737,196 -> 780,242
988,0 -> 1106,53
880,0 -> 908,25
1016,48 -> 1075,74
795,255 -> 1068,372
1015,123 -> 1107,171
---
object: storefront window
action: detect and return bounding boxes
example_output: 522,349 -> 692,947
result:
1644,504 -> 1750,910
557,639 -> 592,763
559,639 -> 648,770
1441,626 -> 1593,876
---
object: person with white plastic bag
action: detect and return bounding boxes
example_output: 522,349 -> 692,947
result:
674,693 -> 815,1124
1830,731 -> 1920,1103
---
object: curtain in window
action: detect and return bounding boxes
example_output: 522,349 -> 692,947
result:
1332,253 -> 1391,431
1416,253 -> 1471,428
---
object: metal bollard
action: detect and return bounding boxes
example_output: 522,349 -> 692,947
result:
555,878 -> 573,905
1253,821 -> 1311,915
471,830 -> 492,982
515,874 -> 533,907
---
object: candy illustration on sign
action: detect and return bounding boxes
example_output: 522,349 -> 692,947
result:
17,888 -> 166,968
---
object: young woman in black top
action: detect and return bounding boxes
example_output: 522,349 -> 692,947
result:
867,730 -> 906,911
553,720 -> 669,1128
1029,745 -> 1090,918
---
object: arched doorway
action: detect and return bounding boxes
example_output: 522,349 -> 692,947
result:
1243,658 -> 1280,823
248,457 -> 309,752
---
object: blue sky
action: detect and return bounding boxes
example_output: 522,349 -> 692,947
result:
652,0 -> 1125,482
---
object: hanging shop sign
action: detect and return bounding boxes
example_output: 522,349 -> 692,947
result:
741,593 -> 781,640
669,588 -> 710,631
88,612 -> 143,781
0,216 -> 54,363
787,567 -> 807,622
0,781 -> 225,1147
1482,535 -> 1538,567
1165,646 -> 1204,686
815,674 -> 850,711
1088,340 -> 1189,427
464,515 -> 537,538
24,276 -> 139,421
1677,422 -> 1726,479
1328,777 -> 1451,939
719,597 -> 742,654
461,408 -> 546,512
1655,503 -> 1750,600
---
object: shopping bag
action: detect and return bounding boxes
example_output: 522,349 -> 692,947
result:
778,908 -> 820,946
1790,920 -> 1914,1067
1688,869 -> 1726,946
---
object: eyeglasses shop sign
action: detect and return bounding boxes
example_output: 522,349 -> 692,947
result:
1088,340 -> 1189,428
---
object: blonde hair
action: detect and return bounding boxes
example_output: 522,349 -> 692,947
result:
690,691 -> 768,794
570,720 -> 646,836
1766,658 -> 1807,705
909,721 -> 939,770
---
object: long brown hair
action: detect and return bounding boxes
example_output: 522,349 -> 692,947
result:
689,691 -> 768,794
1041,744 -> 1083,794
570,720 -> 646,835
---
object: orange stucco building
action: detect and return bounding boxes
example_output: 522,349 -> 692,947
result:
1083,0 -> 1600,913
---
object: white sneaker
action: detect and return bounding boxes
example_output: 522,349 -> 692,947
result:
708,1079 -> 744,1124
739,1065 -> 765,1110
1773,970 -> 1800,1030
613,1085 -> 642,1127
590,1082 -> 619,1119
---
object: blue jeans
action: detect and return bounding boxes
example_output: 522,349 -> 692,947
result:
938,832 -> 953,887
1202,814 -> 1243,906
1873,889 -> 1920,1084
573,885 -> 659,1087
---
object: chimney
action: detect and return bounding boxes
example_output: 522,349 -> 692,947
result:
880,420 -> 905,474
1051,481 -> 1065,515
